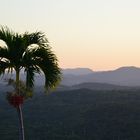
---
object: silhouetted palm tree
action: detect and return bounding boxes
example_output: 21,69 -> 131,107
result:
0,26 -> 61,140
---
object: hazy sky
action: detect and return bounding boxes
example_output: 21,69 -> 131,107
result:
1,0 -> 140,70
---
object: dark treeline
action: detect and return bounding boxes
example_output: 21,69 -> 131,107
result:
0,87 -> 140,140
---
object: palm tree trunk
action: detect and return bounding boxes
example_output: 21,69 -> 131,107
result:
16,68 -> 25,140
17,105 -> 25,140
16,68 -> 20,93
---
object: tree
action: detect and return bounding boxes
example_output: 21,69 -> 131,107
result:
0,26 -> 61,140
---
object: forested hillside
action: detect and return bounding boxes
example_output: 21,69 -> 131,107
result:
0,87 -> 140,140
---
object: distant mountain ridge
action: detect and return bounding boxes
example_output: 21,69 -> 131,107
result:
1,66 -> 140,87
61,66 -> 140,86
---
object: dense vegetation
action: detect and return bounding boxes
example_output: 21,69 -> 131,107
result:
0,85 -> 140,140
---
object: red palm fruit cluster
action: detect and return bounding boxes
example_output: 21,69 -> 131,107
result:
9,95 -> 24,108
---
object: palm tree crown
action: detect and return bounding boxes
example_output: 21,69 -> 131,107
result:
0,26 -> 61,94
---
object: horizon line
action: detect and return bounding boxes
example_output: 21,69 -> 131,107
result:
61,65 -> 140,72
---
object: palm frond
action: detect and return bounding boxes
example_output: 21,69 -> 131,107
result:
0,26 -> 25,69
23,32 -> 49,48
32,47 -> 60,90
23,43 -> 61,91
25,67 -> 35,90
0,26 -> 15,49
0,60 -> 12,75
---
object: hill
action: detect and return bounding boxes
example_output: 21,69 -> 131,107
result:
70,82 -> 134,90
61,66 -> 140,86
2,66 -> 140,87
1,87 -> 140,139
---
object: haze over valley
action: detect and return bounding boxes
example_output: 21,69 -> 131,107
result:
36,66 -> 140,87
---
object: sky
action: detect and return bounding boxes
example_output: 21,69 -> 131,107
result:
0,0 -> 140,71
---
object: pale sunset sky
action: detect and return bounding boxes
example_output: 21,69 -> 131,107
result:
0,0 -> 140,71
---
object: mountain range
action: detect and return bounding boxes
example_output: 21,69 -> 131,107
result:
1,66 -> 140,87
61,66 -> 140,86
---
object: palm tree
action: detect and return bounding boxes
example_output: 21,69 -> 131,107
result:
0,26 -> 61,140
